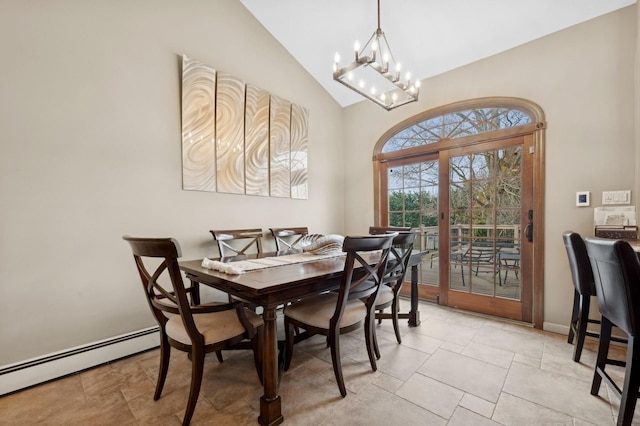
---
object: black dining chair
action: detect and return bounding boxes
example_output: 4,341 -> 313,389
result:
585,237 -> 640,426
372,231 -> 416,347
282,234 -> 395,397
563,231 -> 601,362
123,236 -> 264,426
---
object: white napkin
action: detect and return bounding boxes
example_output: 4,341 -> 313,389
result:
201,258 -> 244,274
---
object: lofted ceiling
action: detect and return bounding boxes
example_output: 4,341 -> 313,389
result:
240,0 -> 636,108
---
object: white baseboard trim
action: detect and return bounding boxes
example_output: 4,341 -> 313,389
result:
543,322 -> 570,335
0,326 -> 160,396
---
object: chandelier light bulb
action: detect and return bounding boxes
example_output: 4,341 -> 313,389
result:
371,41 -> 378,52
371,86 -> 376,95
334,52 -> 341,63
354,41 -> 360,52
359,80 -> 365,89
347,72 -> 353,81
395,63 -> 401,72
392,93 -> 398,102
405,72 -> 411,81
380,93 -> 386,102
415,79 -> 421,88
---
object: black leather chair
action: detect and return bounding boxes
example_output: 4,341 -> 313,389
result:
563,231 -> 600,362
585,238 -> 640,426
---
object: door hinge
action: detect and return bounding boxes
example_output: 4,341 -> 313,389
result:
529,146 -> 535,154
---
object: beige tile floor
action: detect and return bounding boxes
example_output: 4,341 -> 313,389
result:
1,299 -> 636,425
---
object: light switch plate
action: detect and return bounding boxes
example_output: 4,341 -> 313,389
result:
602,190 -> 631,205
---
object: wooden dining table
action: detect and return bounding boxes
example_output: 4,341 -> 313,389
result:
179,249 -> 425,425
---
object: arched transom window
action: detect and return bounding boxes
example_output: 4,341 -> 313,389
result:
382,107 -> 533,153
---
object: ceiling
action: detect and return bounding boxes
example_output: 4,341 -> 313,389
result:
240,0 -> 635,108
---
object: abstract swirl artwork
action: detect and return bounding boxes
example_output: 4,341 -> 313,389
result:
181,55 -> 309,199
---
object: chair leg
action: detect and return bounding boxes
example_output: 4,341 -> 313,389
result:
591,316 -> 612,396
154,331 -> 171,400
618,336 -> 640,426
568,290 -> 580,344
377,309 -> 383,325
329,329 -> 347,397
373,321 -> 381,360
572,294 -> 590,363
283,318 -> 295,372
364,311 -> 378,371
391,295 -> 402,344
215,351 -> 224,363
183,347 -> 205,426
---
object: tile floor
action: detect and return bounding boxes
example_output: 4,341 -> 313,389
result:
1,300 -> 636,425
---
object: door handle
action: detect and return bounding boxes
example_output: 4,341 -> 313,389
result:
525,209 -> 533,242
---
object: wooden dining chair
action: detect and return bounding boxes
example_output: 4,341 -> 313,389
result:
282,234 -> 395,397
369,226 -> 412,235
122,236 -> 263,426
373,231 -> 417,348
585,238 -> 639,426
269,227 -> 309,251
210,228 -> 264,257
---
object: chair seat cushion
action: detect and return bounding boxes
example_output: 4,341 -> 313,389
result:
284,292 -> 366,330
375,285 -> 394,308
166,307 -> 263,346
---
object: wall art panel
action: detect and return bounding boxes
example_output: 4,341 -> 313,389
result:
245,84 -> 270,197
269,95 -> 291,198
290,104 -> 309,199
181,56 -> 216,191
216,72 -> 245,194
180,55 -> 308,199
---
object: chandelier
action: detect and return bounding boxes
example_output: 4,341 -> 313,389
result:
332,0 -> 420,111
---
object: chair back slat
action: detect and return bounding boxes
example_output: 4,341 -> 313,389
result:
210,229 -> 263,257
585,238 -> 640,336
382,232 -> 417,288
331,234 -> 396,329
270,227 -> 309,251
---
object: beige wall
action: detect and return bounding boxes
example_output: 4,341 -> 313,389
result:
0,1 -> 345,365
342,6 -> 636,329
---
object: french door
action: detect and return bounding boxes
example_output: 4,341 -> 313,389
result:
382,135 -> 534,322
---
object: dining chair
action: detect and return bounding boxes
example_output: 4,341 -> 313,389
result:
269,227 -> 309,251
373,231 -> 417,348
584,237 -> 639,426
122,236 -> 264,426
282,233 -> 395,397
369,226 -> 412,235
563,231 -> 601,362
210,228 -> 264,257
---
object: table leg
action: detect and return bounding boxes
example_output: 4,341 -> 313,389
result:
408,264 -> 421,327
258,306 -> 283,426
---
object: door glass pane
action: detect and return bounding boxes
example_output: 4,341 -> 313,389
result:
385,159 -> 439,287
449,149 -> 521,300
